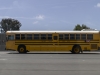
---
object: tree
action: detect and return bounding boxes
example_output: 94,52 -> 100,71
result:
0,18 -> 22,32
74,24 -> 90,31
81,24 -> 90,29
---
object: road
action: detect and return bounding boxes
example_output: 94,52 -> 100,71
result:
0,51 -> 100,75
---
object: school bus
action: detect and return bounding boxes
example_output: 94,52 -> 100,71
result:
5,31 -> 100,53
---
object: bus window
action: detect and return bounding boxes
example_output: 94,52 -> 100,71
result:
76,34 -> 80,40
34,34 -> 39,40
70,34 -> 75,40
54,36 -> 57,40
87,34 -> 93,40
64,34 -> 69,40
27,34 -> 32,40
41,34 -> 46,40
81,34 -> 86,40
48,34 -> 52,40
21,34 -> 25,40
8,35 -> 14,40
59,34 -> 63,40
15,34 -> 20,40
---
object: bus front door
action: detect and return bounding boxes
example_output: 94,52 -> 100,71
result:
6,35 -> 15,50
52,34 -> 59,51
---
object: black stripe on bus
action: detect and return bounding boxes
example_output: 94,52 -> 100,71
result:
14,40 -> 99,41
15,42 -> 99,43
15,44 -> 53,45
60,42 -> 99,43
55,44 -> 89,45
15,44 -> 89,45
15,42 -> 57,43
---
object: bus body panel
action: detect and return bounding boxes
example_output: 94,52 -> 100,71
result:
6,31 -> 100,53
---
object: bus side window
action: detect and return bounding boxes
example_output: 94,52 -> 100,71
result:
54,36 -> 57,40
59,34 -> 63,40
15,34 -> 20,40
76,34 -> 80,40
27,34 -> 32,40
48,34 -> 52,40
64,34 -> 69,40
34,34 -> 39,40
70,34 -> 75,40
41,34 -> 46,40
81,34 -> 86,40
87,34 -> 93,40
8,35 -> 14,40
21,34 -> 25,40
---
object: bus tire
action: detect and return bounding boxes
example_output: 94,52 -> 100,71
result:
72,45 -> 81,54
18,45 -> 27,53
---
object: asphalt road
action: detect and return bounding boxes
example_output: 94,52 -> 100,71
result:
0,51 -> 100,75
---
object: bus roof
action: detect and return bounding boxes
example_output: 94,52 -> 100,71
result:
6,31 -> 100,34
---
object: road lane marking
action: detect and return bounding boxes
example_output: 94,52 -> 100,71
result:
0,59 -> 7,60
82,59 -> 85,62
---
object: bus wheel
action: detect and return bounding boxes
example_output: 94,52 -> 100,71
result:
72,45 -> 81,54
18,46 -> 26,53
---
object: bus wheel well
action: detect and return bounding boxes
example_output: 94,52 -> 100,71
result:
17,44 -> 27,53
72,44 -> 81,48
18,44 -> 26,50
72,44 -> 82,54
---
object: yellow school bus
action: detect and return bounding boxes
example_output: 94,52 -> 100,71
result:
5,31 -> 100,53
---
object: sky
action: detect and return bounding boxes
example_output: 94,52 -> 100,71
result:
0,0 -> 100,30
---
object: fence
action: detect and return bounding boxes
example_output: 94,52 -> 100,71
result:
0,33 -> 6,50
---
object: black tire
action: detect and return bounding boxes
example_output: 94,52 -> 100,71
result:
72,45 -> 81,54
18,46 -> 27,53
